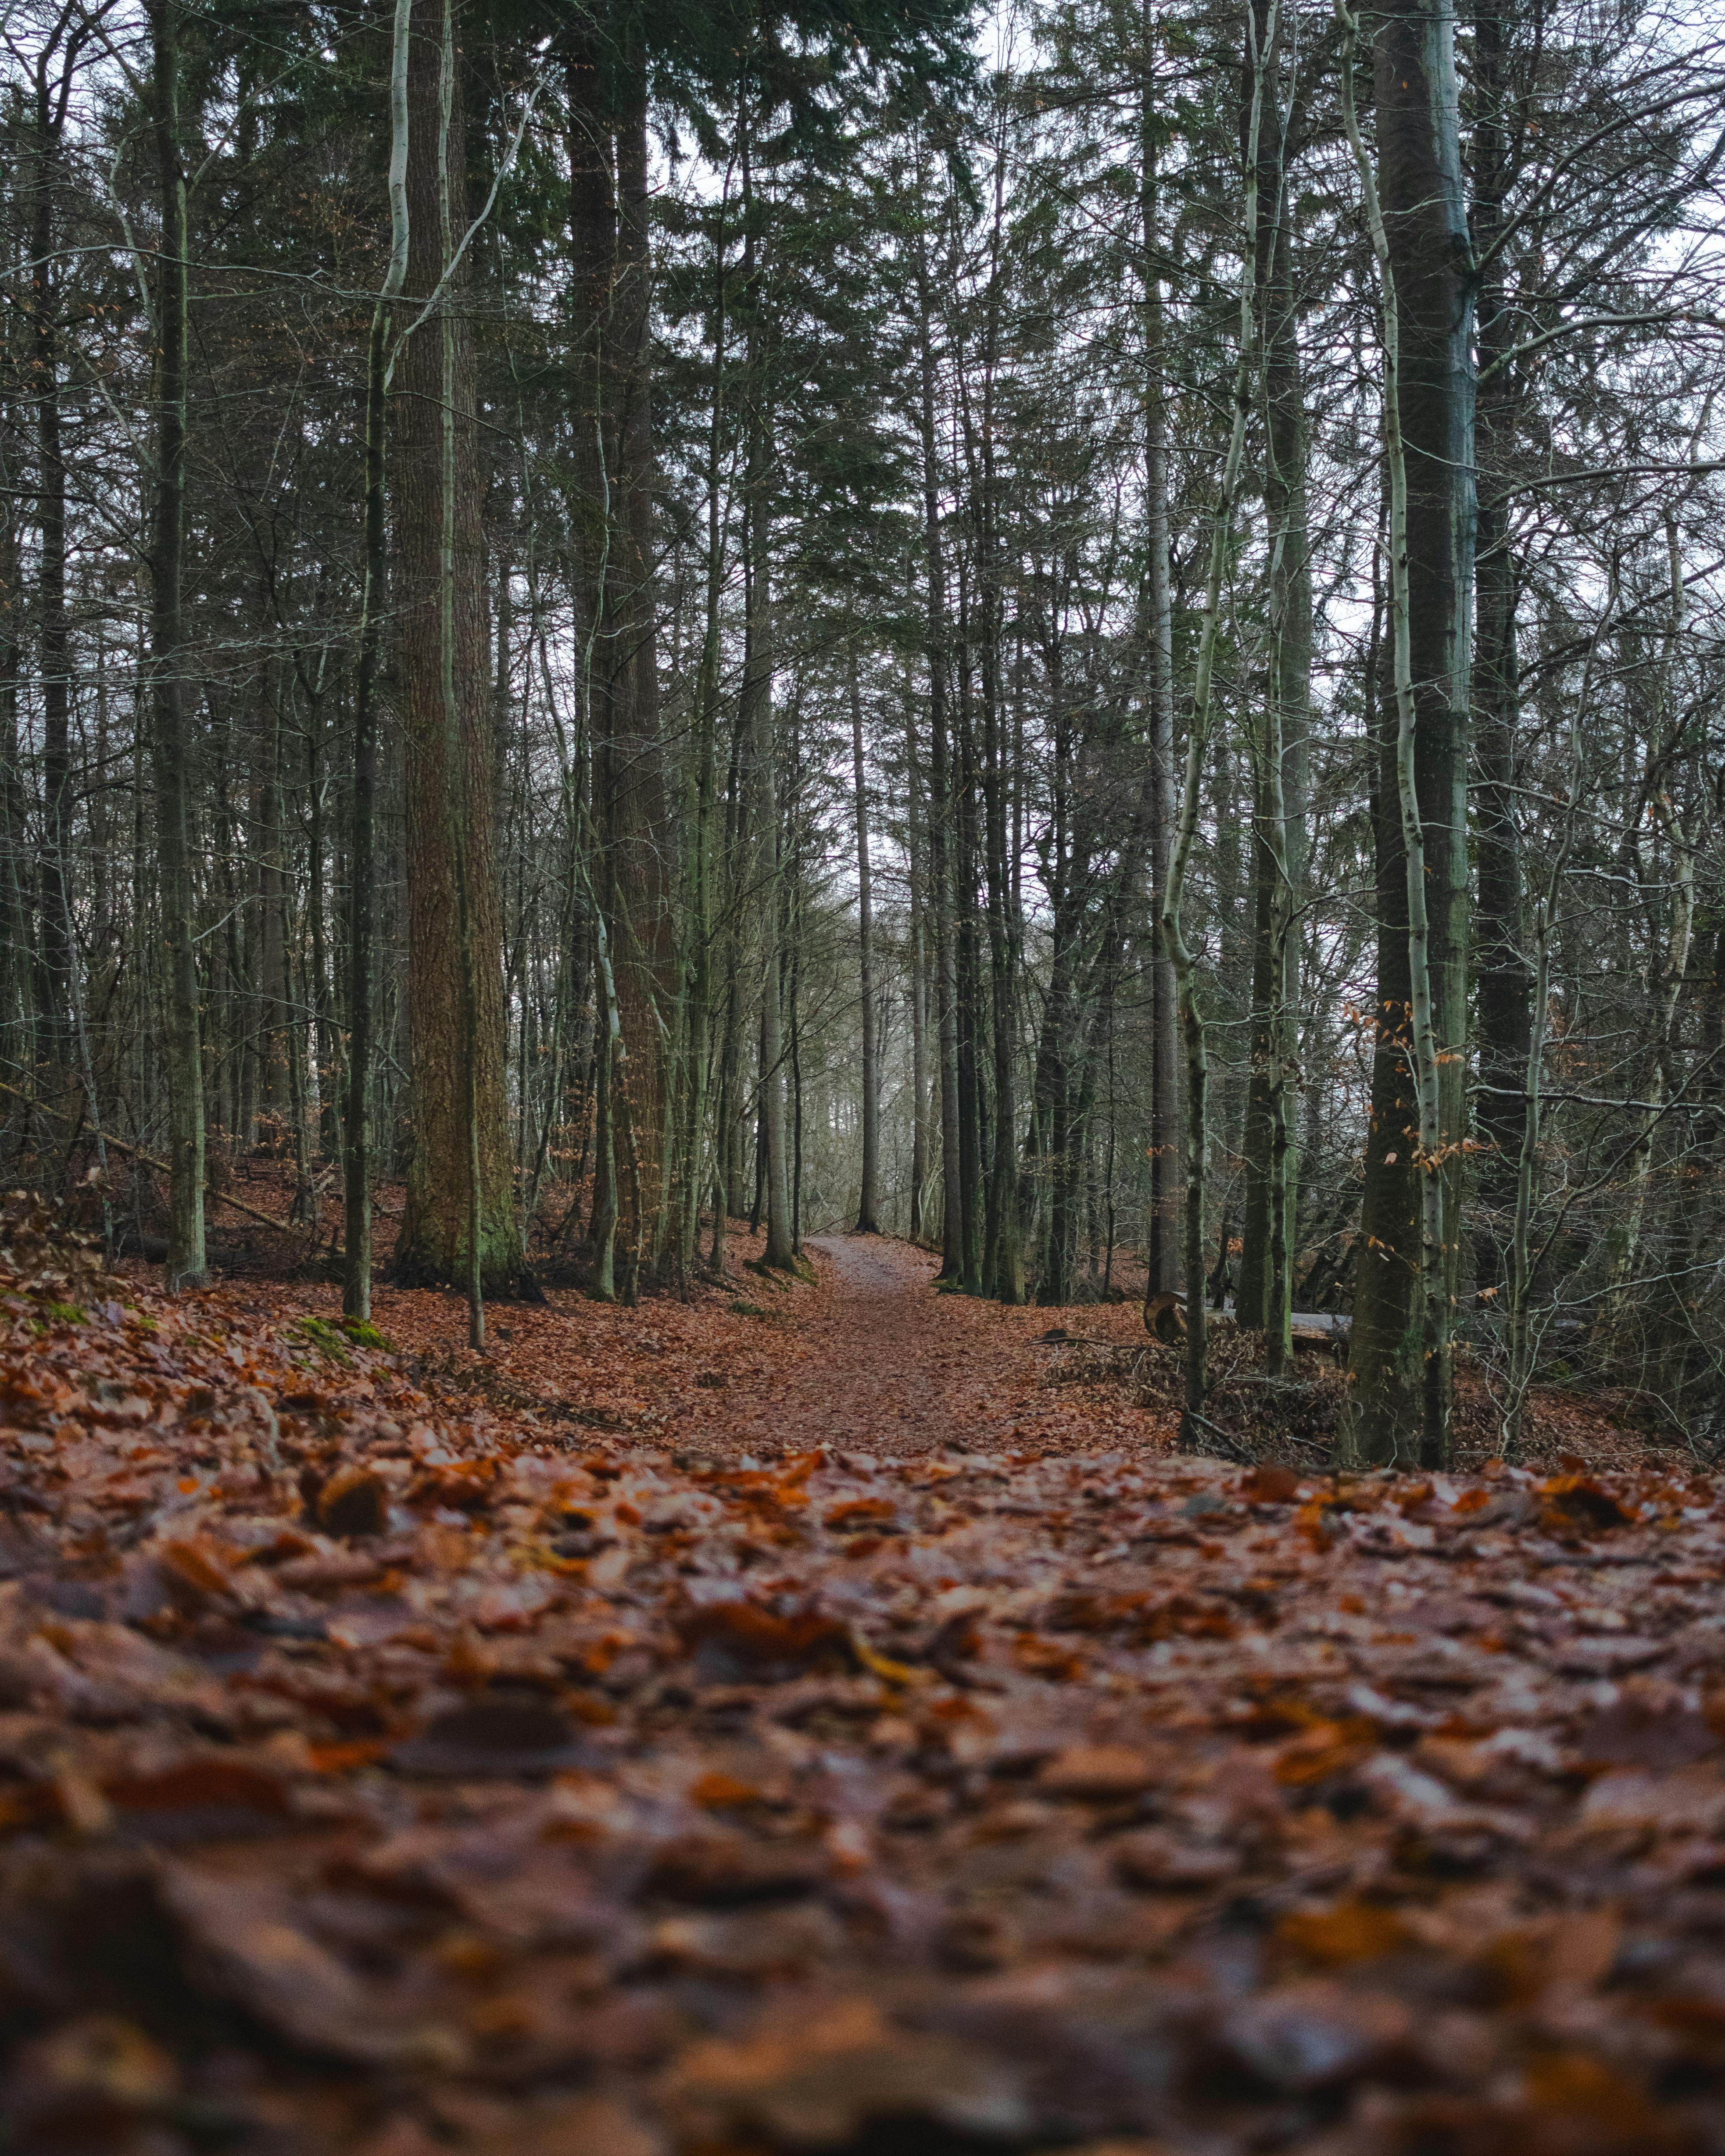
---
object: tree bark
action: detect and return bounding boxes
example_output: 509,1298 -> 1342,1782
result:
30,67 -> 70,1064
971,161 -> 1023,1302
0,343 -> 29,1070
953,575 -> 986,1293
741,115 -> 794,1274
344,0 -> 412,1321
149,0 -> 207,1290
1138,37 -> 1181,1301
1160,0 -> 1274,1438
391,0 -> 519,1297
1470,0 -> 1529,1288
913,182 -> 963,1282
674,170 -> 730,1280
849,644 -> 880,1232
906,692 -> 930,1244
1342,0 -> 1475,1466
1238,11 -> 1310,1368
607,74 -> 676,1292
565,27 -> 675,1300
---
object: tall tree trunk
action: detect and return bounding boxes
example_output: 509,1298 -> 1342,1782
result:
741,120 -> 794,1274
849,644 -> 880,1232
1033,909 -> 1080,1308
566,32 -> 675,1301
1470,0 -> 1528,1289
953,580 -> 985,1293
607,70 -> 675,1294
1160,0 -> 1274,1438
968,165 -> 1023,1303
149,0 -> 207,1288
31,80 -> 70,1067
0,379 -> 28,1071
980,599 -> 1023,1302
786,694 -> 807,1255
742,517 -> 793,1273
1341,0 -> 1475,1467
391,0 -> 519,1297
1138,37 -> 1181,1301
710,676 -> 749,1274
676,173 -> 730,1280
344,0 -> 412,1322
1238,11 -> 1310,1370
906,693 -> 930,1244
913,186 -> 963,1281
255,677 -> 289,1139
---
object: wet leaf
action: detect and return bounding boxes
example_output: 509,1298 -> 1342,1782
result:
1221,1978 -> 1414,2092
1038,1745 -> 1160,1799
662,1996 -> 1029,2146
389,1698 -> 593,1778
675,1594 -> 851,1680
317,1467 -> 388,1537
160,1865 -> 464,2067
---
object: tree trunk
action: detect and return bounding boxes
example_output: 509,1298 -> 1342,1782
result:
606,74 -> 676,1293
0,375 -> 29,1072
953,583 -> 985,1293
914,195 -> 963,1282
31,82 -> 70,1066
149,0 -> 207,1289
1470,0 -> 1529,1289
565,33 -> 675,1301
343,0 -> 411,1321
969,171 -> 1023,1302
391,0 -> 519,1297
1160,0 -> 1273,1439
849,644 -> 880,1232
906,693 -> 930,1244
1138,42 -> 1181,1301
254,679 -> 289,1139
675,173 -> 730,1280
1342,0 -> 1475,1466
741,120 -> 794,1274
1238,13 -> 1309,1371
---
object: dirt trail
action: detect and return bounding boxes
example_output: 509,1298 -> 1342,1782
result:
190,1225 -> 1174,1462
676,1233 -> 1169,1459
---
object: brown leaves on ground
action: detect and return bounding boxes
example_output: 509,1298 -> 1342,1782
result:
3,1202 -> 1725,2152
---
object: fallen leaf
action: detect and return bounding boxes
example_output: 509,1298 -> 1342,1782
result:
317,1467 -> 388,1537
661,1996 -> 1028,2146
389,1698 -> 593,1778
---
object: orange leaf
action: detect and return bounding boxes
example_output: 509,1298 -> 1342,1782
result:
306,1740 -> 391,1774
691,1771 -> 762,1810
157,1539 -> 233,1601
1012,1632 -> 1086,1681
105,1759 -> 292,1813
1240,1463 -> 1300,1505
824,1497 -> 897,1530
1522,2051 -> 1657,2132
1276,1900 -> 1411,1967
1273,1716 -> 1376,1786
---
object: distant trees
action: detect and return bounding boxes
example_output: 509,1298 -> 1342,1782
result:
0,0 -> 1722,1455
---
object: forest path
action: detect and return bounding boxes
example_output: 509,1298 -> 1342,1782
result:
678,1232 -> 1167,1460
743,1234 -> 955,1456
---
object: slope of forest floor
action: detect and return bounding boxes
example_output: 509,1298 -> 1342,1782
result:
5,1198 -> 1725,2154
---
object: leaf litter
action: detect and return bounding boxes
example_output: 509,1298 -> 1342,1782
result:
2,1198 -> 1724,2152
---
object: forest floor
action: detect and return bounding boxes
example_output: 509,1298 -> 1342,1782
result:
5,1198 -> 1725,2155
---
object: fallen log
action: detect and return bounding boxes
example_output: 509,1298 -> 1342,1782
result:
1144,1289 -> 1349,1351
0,1079 -> 300,1237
